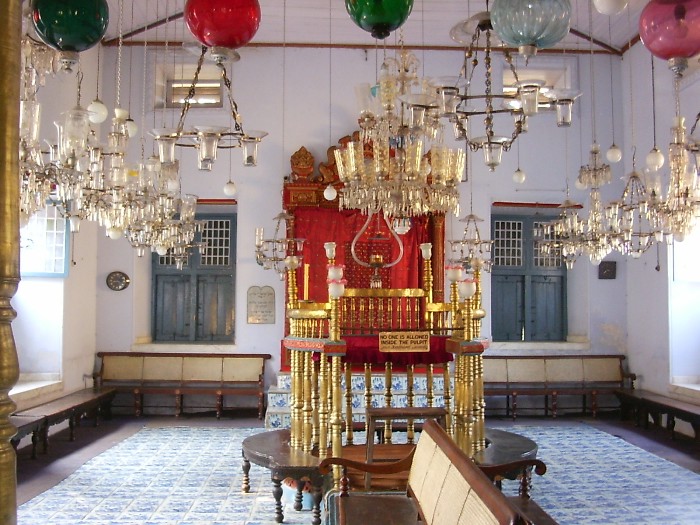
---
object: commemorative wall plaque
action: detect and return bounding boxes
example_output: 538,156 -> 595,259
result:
247,286 -> 275,324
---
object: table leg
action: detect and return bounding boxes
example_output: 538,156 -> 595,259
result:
311,483 -> 323,525
272,477 -> 284,523
241,452 -> 251,493
294,479 -> 304,511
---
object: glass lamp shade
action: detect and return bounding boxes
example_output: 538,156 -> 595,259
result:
87,99 -> 108,124
639,0 -> 700,61
62,106 -> 91,156
345,0 -> 414,40
185,0 -> 261,49
420,242 -> 432,259
32,0 -> 109,52
593,0 -> 629,16
491,0 -> 571,53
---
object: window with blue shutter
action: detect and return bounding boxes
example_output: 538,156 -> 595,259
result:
152,213 -> 236,342
491,214 -> 566,342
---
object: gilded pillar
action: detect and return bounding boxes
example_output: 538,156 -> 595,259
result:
0,2 -> 21,524
430,214 -> 445,303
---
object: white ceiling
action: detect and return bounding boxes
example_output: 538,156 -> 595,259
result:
102,0 -> 648,54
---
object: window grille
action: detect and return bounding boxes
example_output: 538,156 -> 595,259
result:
200,219 -> 231,266
20,206 -> 68,276
493,220 -> 523,267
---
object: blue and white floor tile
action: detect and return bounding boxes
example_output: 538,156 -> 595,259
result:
18,423 -> 700,525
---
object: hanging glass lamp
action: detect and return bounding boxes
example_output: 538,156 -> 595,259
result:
32,0 -> 109,53
185,0 -> 261,49
639,0 -> 700,71
490,0 -> 571,61
345,0 -> 414,40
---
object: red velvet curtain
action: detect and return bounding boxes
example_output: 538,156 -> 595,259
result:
293,208 -> 431,302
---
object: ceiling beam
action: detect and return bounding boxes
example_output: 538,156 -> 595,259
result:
102,39 -> 616,56
568,28 -> 622,56
102,11 -> 184,46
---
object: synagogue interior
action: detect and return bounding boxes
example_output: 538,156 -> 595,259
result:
2,1 -> 700,524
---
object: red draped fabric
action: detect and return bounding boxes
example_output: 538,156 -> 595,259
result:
293,208 -> 431,302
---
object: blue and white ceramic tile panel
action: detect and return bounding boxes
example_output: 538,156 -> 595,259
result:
17,423 -> 700,525
265,371 -> 453,429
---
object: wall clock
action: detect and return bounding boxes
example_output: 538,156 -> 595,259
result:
106,271 -> 130,291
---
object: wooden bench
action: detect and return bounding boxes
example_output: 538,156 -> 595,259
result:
319,419 -> 556,525
95,352 -> 271,419
12,387 -> 116,455
615,388 -> 700,441
483,354 -> 636,419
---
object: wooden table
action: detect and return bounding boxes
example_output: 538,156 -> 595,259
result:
242,425 -> 538,525
242,430 -> 324,525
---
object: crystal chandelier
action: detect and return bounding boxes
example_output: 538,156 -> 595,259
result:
151,45 -> 267,172
433,5 -> 577,172
255,213 -> 305,279
539,197 -> 584,270
447,213 -> 493,272
607,164 -> 656,258
18,4 -> 208,268
333,44 -> 463,219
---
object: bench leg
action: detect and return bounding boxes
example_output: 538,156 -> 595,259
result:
241,452 -> 251,493
41,422 -> 49,454
69,413 -> 77,441
134,390 -> 142,417
258,392 -> 264,420
552,392 -> 558,419
512,393 -> 518,420
175,392 -> 182,417
216,393 -> 223,419
591,392 -> 599,418
272,477 -> 284,523
30,430 -> 39,459
667,414 -> 676,440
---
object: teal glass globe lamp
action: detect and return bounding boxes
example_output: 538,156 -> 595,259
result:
490,0 -> 571,61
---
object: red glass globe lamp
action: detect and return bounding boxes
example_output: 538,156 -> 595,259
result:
639,0 -> 700,74
185,0 -> 261,49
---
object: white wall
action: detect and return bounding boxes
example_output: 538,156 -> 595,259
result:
84,43 -> 636,388
28,38 -> 699,395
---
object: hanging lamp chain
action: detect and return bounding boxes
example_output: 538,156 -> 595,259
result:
218,61 -> 244,134
176,46 -> 206,136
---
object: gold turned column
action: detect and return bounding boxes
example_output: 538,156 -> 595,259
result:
330,354 -> 343,485
442,365 -> 452,437
344,363 -> 354,445
363,363 -> 372,435
406,365 -> 415,444
426,364 -> 434,407
383,362 -> 392,444
290,350 -> 302,449
311,360 -> 319,451
0,3 -> 21,524
302,351 -> 313,453
318,355 -> 329,459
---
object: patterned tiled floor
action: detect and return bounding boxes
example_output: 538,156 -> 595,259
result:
17,424 -> 700,525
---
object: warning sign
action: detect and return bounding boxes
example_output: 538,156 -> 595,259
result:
379,331 -> 430,353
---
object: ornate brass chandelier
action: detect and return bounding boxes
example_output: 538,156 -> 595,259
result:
333,43 -> 464,219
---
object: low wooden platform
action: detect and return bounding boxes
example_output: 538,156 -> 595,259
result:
616,388 -> 700,441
